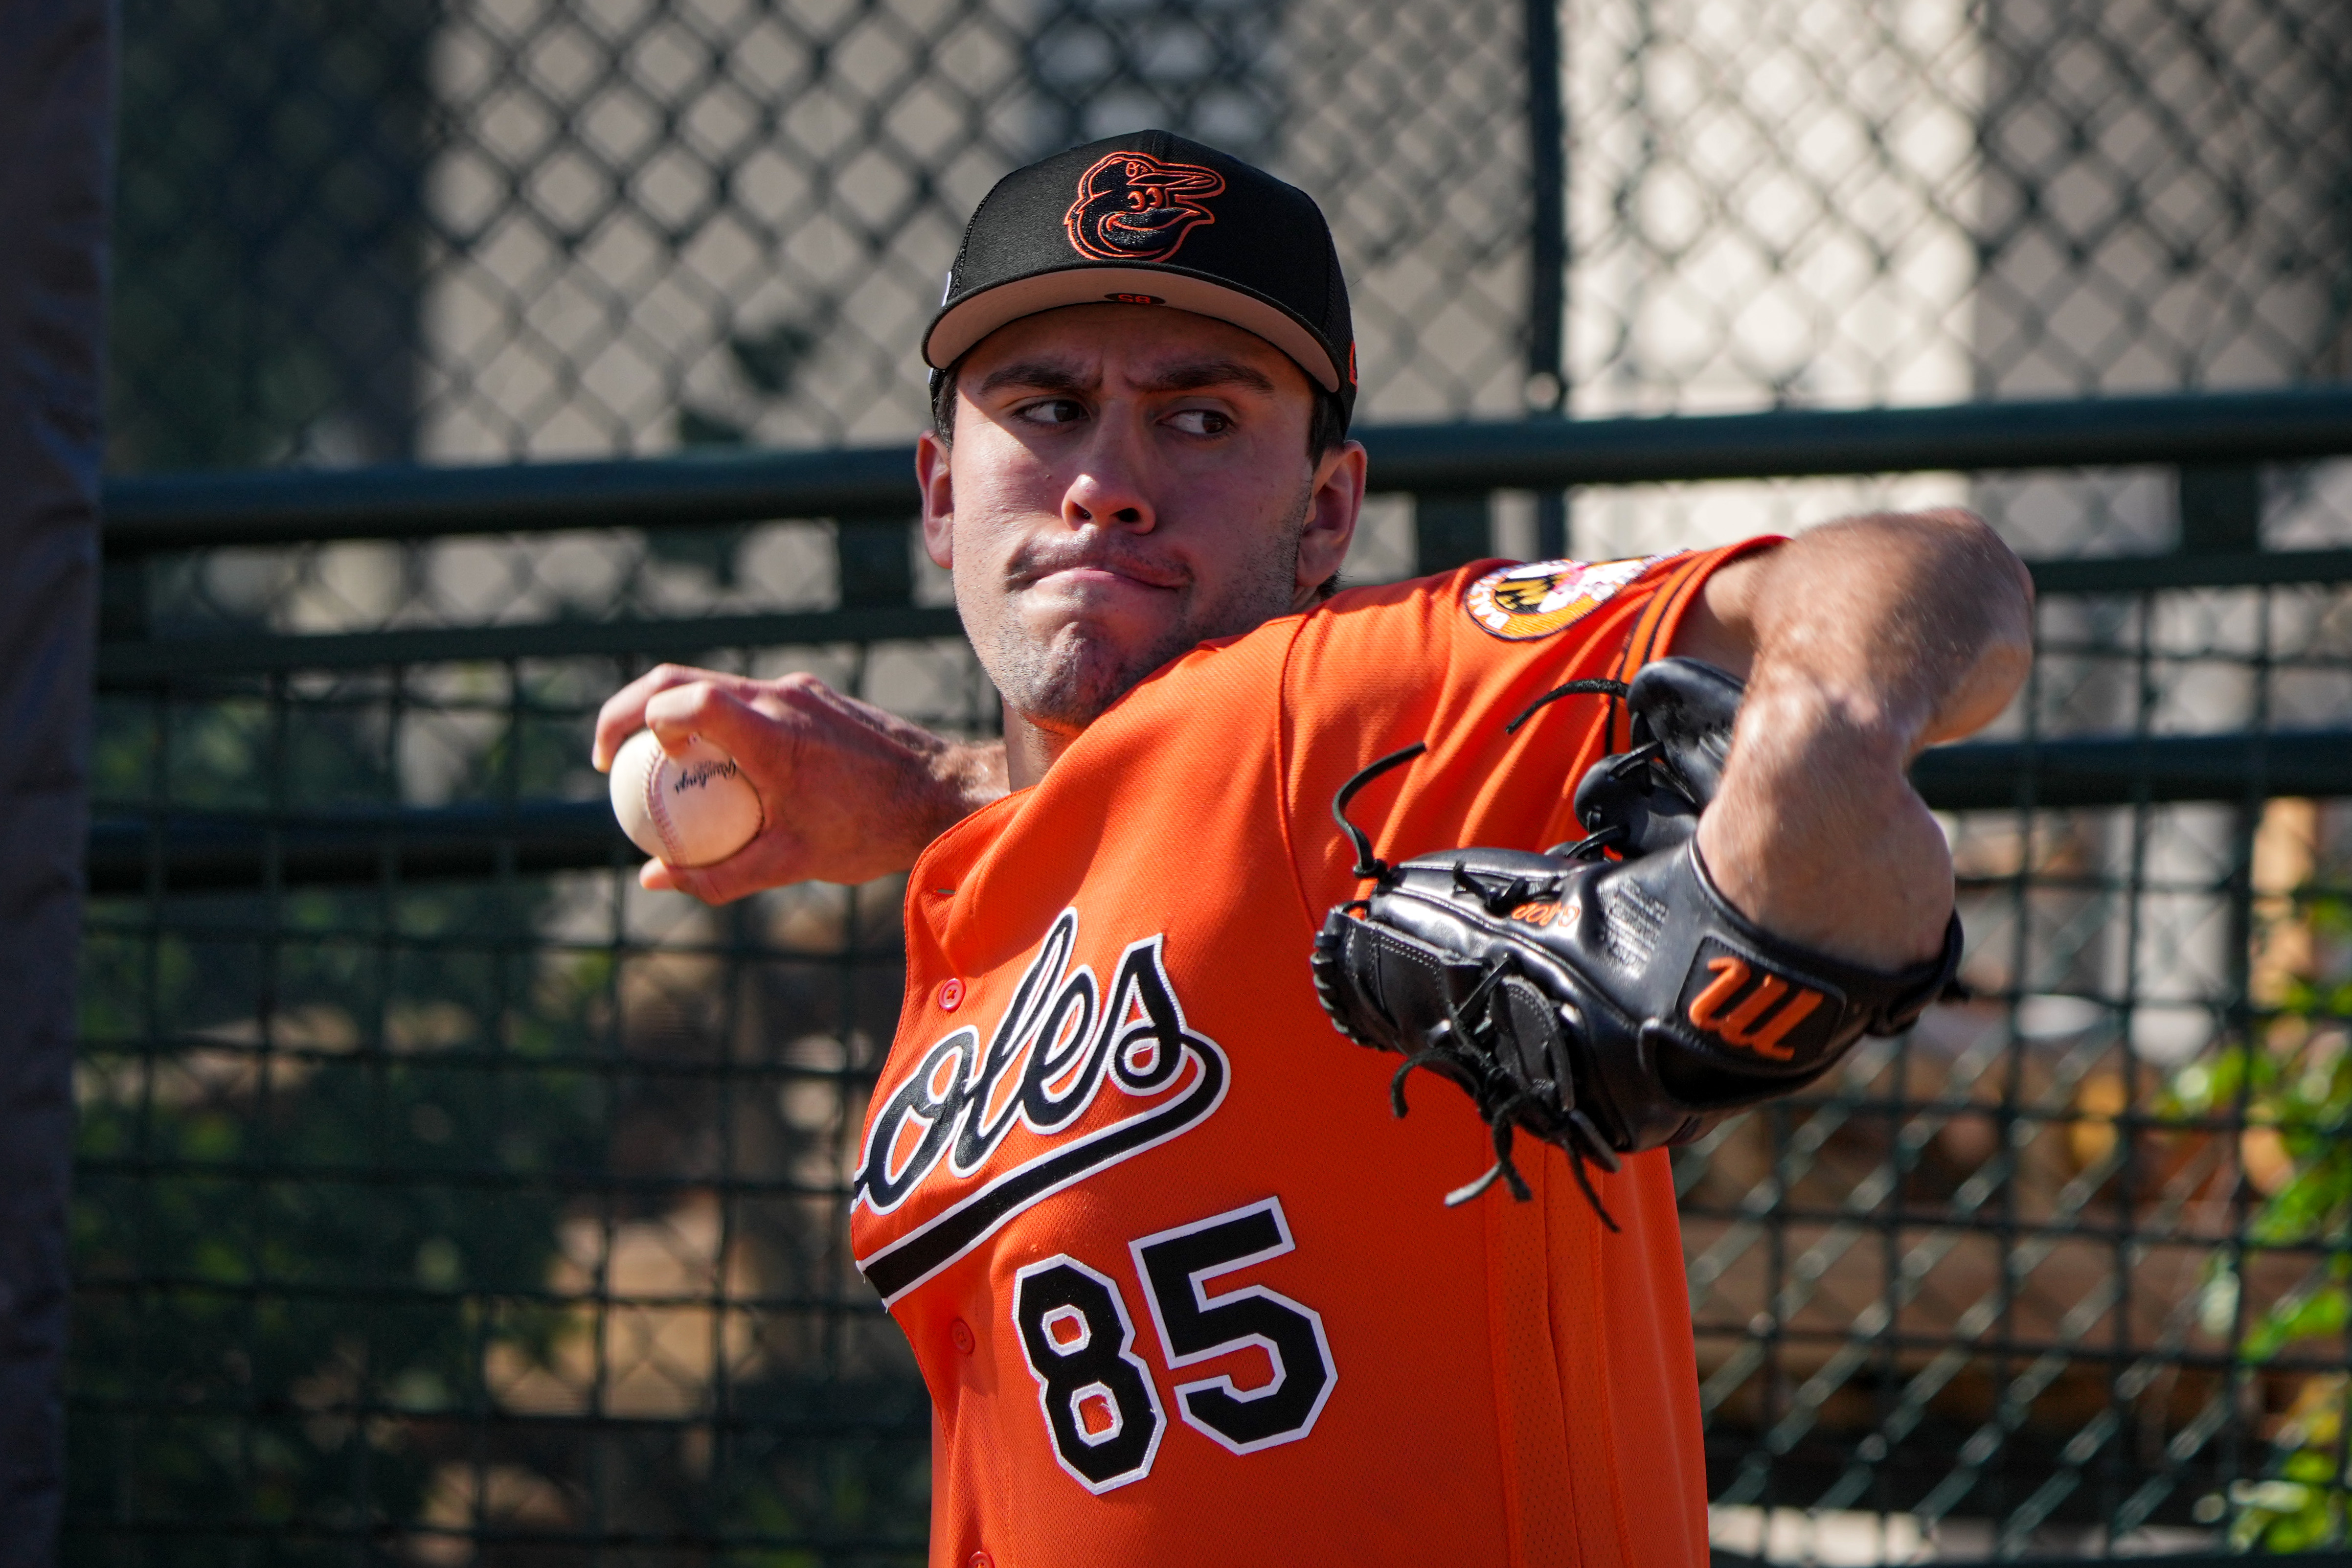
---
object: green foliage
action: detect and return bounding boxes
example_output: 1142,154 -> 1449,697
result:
70,662 -> 932,1560
69,659 -> 612,1559
2164,877 -> 2352,1552
69,987 -> 607,1562
72,669 -> 602,1557
2219,1384 -> 2352,1553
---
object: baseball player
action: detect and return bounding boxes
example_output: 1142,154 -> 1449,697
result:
594,131 -> 2032,1568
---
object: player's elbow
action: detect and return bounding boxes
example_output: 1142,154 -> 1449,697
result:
1814,507 -> 2029,640
1910,506 -> 2033,618
1750,507 -> 2034,749
1866,507 -> 2034,745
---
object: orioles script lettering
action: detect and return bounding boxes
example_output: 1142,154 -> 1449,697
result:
854,909 -> 1229,1302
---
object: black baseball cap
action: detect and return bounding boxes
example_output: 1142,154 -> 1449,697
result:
925,130 -> 1357,428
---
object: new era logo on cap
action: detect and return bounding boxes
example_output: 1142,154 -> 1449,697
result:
925,129 -> 1357,423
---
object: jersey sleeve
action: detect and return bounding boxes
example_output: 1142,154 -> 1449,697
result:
1275,544 -> 1776,932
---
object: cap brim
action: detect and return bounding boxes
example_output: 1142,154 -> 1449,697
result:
924,264 -> 1342,392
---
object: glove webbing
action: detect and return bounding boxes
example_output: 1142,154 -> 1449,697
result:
1323,693 -> 1640,1221
1315,854 -> 1627,1227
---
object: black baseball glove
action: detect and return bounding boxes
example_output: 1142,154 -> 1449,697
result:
1310,658 -> 1961,1219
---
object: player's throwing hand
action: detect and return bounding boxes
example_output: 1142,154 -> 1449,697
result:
592,664 -> 1006,901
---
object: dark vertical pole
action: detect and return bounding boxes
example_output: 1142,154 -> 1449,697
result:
0,1 -> 109,1562
1413,492 -> 1498,572
1526,0 -> 1569,560
2176,463 -> 2262,553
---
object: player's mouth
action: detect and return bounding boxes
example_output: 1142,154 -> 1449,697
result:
1033,565 -> 1179,596
1008,547 -> 1187,595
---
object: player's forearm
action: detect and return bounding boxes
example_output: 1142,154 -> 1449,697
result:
1696,510 -> 2033,969
784,726 -> 1009,883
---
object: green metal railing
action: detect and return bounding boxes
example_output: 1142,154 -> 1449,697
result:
92,385 -> 2352,890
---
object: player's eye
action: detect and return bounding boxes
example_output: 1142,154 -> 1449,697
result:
1016,398 -> 1087,428
1163,407 -> 1232,437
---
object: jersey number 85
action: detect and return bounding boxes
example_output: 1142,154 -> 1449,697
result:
1010,1197 -> 1336,1493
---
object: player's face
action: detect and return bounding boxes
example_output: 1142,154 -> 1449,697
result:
917,304 -> 1363,738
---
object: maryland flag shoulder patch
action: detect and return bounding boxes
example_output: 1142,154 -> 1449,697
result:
1462,556 -> 1663,640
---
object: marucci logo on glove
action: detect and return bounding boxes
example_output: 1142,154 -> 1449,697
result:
1676,938 -> 1843,1063
1464,556 -> 1663,640
1065,152 -> 1225,263
854,909 -> 1229,1302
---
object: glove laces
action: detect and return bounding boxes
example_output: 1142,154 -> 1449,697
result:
1383,947 -> 1625,1230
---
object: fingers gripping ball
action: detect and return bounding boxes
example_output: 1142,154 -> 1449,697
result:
609,729 -> 765,868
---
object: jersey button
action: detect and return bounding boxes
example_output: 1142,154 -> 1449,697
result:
968,1553 -> 994,1568
950,1318 -> 976,1355
937,977 -> 966,1011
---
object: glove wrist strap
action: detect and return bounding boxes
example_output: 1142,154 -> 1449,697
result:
1683,838 -> 1963,1040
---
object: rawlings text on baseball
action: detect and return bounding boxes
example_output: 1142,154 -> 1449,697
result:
608,729 -> 764,868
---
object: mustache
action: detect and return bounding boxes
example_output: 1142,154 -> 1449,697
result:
1004,539 -> 1190,591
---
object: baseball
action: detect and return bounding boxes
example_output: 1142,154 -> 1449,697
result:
608,729 -> 765,868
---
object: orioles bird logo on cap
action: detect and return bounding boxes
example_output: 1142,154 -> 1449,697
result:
1064,152 -> 1225,264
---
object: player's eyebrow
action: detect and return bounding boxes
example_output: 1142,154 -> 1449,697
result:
1135,358 -> 1278,395
973,360 -> 1094,400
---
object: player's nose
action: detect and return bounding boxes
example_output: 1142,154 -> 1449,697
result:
1061,433 -> 1156,532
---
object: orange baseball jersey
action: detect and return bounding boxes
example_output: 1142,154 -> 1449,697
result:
851,545 -> 1768,1568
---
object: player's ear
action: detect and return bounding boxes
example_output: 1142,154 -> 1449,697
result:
1293,439 -> 1365,609
916,429 -> 954,569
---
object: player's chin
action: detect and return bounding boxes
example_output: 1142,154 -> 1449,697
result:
1020,598 -> 1184,668
1005,622 -> 1184,731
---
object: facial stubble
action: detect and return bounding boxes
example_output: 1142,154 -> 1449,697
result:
976,480 -> 1315,736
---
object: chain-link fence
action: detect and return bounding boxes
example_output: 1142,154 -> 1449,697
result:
81,0 -> 2352,1562
111,0 -> 2352,462
111,0 -> 1541,472
75,626 -> 980,1565
1695,559 -> 2352,1562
